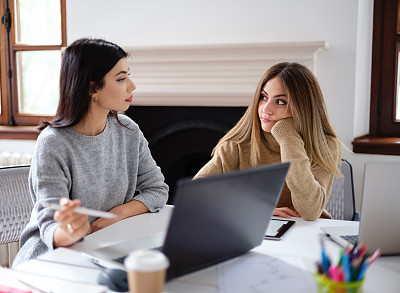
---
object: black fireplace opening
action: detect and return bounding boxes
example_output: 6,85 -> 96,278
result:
126,106 -> 246,204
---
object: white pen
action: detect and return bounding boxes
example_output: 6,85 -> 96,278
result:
41,202 -> 117,219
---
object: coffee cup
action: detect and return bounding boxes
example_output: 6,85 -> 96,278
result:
124,249 -> 169,293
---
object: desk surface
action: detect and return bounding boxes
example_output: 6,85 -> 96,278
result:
11,206 -> 400,292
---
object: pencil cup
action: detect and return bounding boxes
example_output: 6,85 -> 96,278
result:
124,249 -> 169,293
315,273 -> 364,293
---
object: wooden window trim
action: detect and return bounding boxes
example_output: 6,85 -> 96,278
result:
0,0 -> 10,126
0,125 -> 38,139
352,135 -> 400,156
352,0 -> 400,155
0,0 -> 65,139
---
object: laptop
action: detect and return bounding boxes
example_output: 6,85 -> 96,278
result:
321,161 -> 400,255
83,162 -> 289,280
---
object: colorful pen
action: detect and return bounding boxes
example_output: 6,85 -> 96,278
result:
320,237 -> 331,273
316,239 -> 381,283
342,251 -> 352,282
356,260 -> 369,281
328,265 -> 344,282
354,244 -> 367,261
368,248 -> 382,265
357,248 -> 381,281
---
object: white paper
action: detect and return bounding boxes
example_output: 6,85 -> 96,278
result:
0,266 -> 107,293
17,273 -> 108,293
218,254 -> 316,293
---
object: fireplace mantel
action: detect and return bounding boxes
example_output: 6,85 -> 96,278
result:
125,41 -> 328,107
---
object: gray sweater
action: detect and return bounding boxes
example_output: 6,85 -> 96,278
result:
13,114 -> 168,267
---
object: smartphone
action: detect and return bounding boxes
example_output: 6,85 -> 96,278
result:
264,219 -> 295,240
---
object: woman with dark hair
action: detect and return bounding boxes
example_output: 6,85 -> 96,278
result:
194,62 -> 341,221
13,38 -> 168,267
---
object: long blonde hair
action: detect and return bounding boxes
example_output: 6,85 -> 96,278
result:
213,62 -> 341,175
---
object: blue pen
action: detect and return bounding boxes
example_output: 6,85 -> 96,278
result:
320,237 -> 331,273
321,249 -> 330,272
357,260 -> 369,281
342,251 -> 351,282
357,248 -> 381,281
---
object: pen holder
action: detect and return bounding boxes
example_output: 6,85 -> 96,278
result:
315,273 -> 364,293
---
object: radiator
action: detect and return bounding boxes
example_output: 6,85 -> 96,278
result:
0,151 -> 32,267
0,151 -> 32,167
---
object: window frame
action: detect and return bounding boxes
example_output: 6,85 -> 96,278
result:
0,0 -> 10,126
0,0 -> 66,139
352,0 -> 400,155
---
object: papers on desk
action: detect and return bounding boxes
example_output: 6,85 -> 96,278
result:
16,272 -> 108,293
0,267 -> 32,293
218,253 -> 315,293
1,264 -> 108,293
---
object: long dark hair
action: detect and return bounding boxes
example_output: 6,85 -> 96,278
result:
38,38 -> 128,131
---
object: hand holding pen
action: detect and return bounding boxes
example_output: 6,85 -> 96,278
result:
41,201 -> 117,219
51,198 -> 92,247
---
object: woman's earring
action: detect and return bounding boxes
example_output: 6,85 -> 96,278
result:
89,84 -> 97,102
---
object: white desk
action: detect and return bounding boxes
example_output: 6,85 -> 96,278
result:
10,206 -> 400,292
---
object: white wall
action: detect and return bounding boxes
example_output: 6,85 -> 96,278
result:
3,0 -> 400,209
0,140 -> 36,153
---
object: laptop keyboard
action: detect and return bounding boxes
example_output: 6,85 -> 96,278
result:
340,234 -> 359,246
113,246 -> 163,264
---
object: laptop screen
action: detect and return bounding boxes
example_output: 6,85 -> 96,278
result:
163,162 -> 290,279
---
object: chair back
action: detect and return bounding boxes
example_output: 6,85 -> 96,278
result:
326,159 -> 357,221
0,165 -> 32,266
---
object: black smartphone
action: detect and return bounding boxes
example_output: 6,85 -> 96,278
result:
264,219 -> 295,240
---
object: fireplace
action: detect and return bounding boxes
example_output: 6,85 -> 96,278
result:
126,106 -> 246,203
124,41 -> 326,203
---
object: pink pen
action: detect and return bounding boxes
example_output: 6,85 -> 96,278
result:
368,248 -> 381,266
356,249 -> 381,281
328,265 -> 343,282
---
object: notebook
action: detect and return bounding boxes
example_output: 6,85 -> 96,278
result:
321,161 -> 400,255
82,162 -> 290,280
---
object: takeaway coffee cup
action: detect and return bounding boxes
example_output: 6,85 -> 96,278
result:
124,249 -> 169,293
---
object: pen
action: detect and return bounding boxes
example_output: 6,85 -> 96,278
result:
356,260 -> 369,281
328,265 -> 343,282
338,247 -> 344,266
349,245 -> 358,263
356,249 -> 381,281
319,237 -> 331,273
342,250 -> 351,282
316,262 -> 325,275
354,244 -> 367,262
316,240 -> 381,284
41,202 -> 117,219
355,255 -> 367,276
368,248 -> 381,265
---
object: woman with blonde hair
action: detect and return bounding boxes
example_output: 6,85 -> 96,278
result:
194,62 -> 341,220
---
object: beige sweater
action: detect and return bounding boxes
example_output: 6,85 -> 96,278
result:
194,118 -> 340,220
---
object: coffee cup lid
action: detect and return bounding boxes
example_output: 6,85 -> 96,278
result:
124,249 -> 170,272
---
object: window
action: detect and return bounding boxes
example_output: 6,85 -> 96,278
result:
353,0 -> 400,155
0,0 -> 66,139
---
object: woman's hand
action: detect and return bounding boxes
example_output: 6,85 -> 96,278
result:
89,213 -> 120,234
53,198 -> 91,247
273,207 -> 301,218
88,200 -> 148,234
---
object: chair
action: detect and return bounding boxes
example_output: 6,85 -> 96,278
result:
326,159 -> 360,221
0,165 -> 32,267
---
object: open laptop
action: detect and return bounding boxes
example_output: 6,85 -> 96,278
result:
83,162 -> 289,280
321,161 -> 400,255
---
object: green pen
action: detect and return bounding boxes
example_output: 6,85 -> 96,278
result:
338,247 -> 344,266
